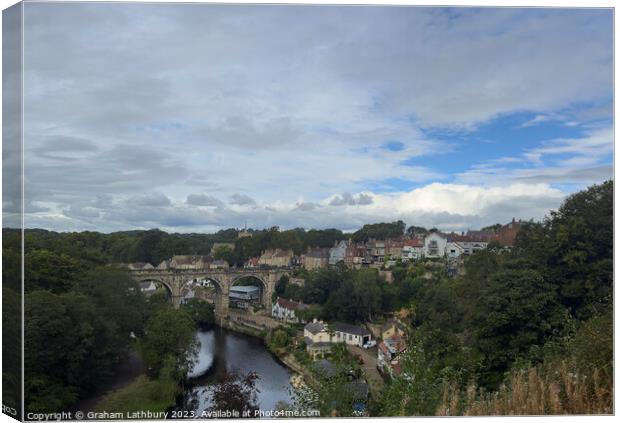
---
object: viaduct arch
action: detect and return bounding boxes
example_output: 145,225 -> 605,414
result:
129,268 -> 290,322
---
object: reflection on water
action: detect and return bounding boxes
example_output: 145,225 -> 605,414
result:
181,327 -> 293,415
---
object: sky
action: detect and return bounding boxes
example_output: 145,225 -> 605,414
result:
4,2 -> 614,233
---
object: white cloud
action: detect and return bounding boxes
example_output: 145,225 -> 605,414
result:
13,4 -> 612,233
23,182 -> 567,233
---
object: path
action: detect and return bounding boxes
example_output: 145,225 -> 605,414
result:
346,344 -> 384,398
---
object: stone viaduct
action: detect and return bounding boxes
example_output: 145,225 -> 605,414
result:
128,268 -> 290,322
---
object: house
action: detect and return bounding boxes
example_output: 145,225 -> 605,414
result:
128,262 -> 154,270
258,249 -> 294,267
445,242 -> 466,259
332,322 -> 372,347
328,240 -> 349,265
181,289 -> 195,305
381,319 -> 408,340
365,239 -> 386,262
489,218 -> 523,247
378,336 -> 407,378
423,232 -> 447,258
168,255 -> 211,270
156,260 -> 171,270
304,319 -> 333,358
209,259 -> 229,270
345,244 -> 368,268
446,232 -> 489,255
401,238 -> 424,262
272,297 -> 309,322
244,256 -> 259,268
139,281 -> 158,296
302,247 -> 330,270
237,229 -> 253,238
385,240 -> 404,259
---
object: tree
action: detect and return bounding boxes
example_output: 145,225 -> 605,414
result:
473,268 -> 566,388
25,250 -> 84,293
324,269 -> 381,323
140,309 -> 198,377
182,298 -> 215,329
352,221 -> 406,242
212,245 -> 234,264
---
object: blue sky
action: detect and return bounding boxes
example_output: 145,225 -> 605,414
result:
8,3 -> 614,233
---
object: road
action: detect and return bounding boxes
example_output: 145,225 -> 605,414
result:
346,344 -> 384,398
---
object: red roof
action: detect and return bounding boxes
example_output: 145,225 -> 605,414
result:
403,238 -> 423,247
276,297 -> 309,311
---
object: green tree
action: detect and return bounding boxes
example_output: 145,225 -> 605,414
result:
140,308 -> 198,377
182,298 -> 215,329
25,250 -> 84,293
473,268 -> 566,387
212,245 -> 234,264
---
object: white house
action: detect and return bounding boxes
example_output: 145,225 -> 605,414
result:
272,297 -> 309,322
423,232 -> 448,258
329,240 -> 349,265
181,289 -> 195,304
129,262 -> 154,270
139,281 -> 158,296
446,242 -> 466,259
332,322 -> 372,347
402,239 -> 424,262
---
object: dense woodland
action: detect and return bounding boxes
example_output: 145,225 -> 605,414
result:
2,180 -> 613,415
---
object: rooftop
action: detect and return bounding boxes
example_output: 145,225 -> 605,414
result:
333,322 -> 371,337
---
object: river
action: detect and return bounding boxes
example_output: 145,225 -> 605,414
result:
178,327 -> 295,415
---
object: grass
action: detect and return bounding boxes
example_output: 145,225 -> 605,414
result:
436,361 -> 612,416
94,374 -> 180,414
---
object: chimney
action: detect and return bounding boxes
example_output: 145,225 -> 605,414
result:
313,318 -> 318,323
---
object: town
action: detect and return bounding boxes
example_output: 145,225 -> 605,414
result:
123,218 -> 525,412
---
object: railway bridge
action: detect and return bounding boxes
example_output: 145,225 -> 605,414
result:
128,267 -> 290,321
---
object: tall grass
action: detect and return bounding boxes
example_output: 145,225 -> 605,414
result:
436,361 -> 612,415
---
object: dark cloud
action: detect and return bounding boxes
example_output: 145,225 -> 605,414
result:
229,193 -> 257,206
127,193 -> 172,207
186,194 -> 224,207
329,192 -> 373,206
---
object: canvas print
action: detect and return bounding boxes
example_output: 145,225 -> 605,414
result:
1,1 -> 614,420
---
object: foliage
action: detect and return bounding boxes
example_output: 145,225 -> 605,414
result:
25,250 -> 84,293
292,359 -> 368,417
140,308 -> 198,378
352,220 -> 406,243
182,298 -> 216,329
95,358 -> 180,413
212,245 -> 234,263
24,266 -> 148,413
266,329 -> 290,351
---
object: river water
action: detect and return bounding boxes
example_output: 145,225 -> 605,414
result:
178,327 -> 294,415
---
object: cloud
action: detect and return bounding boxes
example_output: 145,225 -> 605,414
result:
229,194 -> 257,206
186,194 -> 224,207
127,193 -> 172,207
328,192 -> 374,206
13,4 -> 611,233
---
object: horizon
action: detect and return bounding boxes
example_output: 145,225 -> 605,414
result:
3,3 -> 613,234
